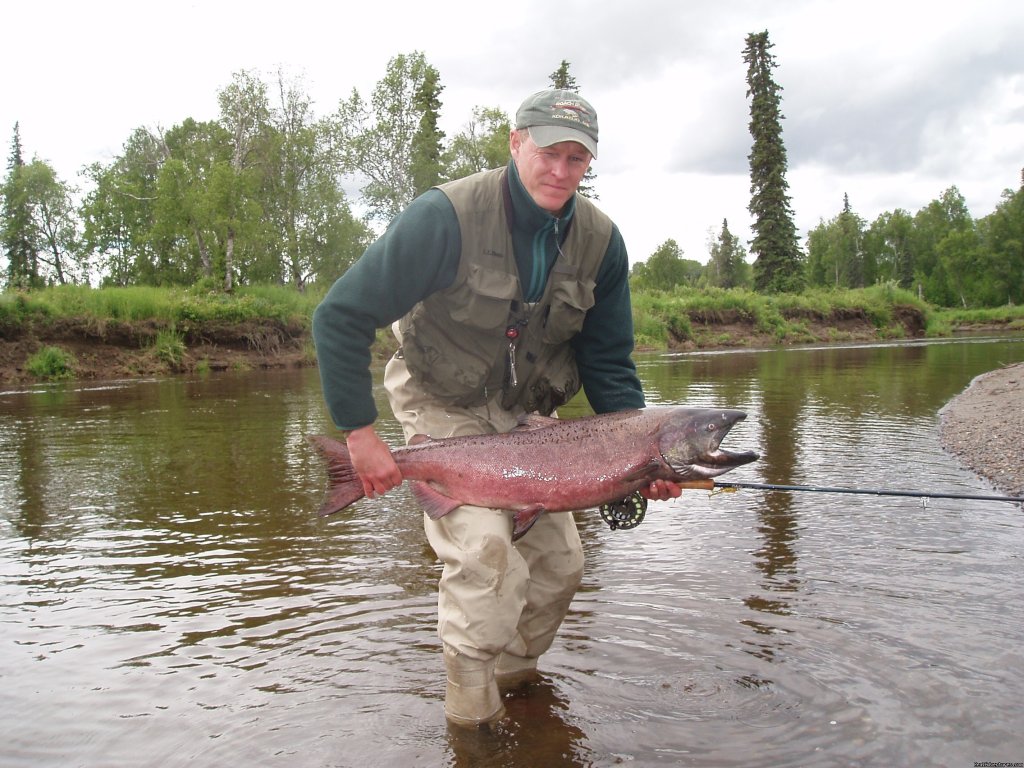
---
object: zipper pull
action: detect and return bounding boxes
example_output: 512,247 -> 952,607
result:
507,339 -> 518,388
505,323 -> 523,388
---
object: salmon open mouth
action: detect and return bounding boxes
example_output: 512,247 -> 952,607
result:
682,447 -> 760,478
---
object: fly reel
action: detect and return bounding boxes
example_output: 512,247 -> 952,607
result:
598,491 -> 648,531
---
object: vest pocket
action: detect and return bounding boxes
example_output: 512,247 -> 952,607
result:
542,279 -> 596,344
448,263 -> 518,329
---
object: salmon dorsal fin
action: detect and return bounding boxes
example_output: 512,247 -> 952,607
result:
513,414 -> 560,432
409,433 -> 434,446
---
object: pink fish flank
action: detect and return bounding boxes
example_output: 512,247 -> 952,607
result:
309,406 -> 758,540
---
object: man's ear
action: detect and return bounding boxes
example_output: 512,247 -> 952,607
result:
509,128 -> 522,158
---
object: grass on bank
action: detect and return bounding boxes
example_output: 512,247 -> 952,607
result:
3,282 -> 1022,360
630,283 -> 937,348
0,283 -> 323,329
25,345 -> 76,380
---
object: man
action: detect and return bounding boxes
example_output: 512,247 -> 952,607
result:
312,88 -> 681,728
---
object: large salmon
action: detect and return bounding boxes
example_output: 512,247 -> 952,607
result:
310,406 -> 758,539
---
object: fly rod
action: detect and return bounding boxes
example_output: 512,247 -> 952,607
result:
600,480 -> 1023,530
681,479 -> 1024,504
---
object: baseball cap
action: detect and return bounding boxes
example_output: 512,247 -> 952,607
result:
515,89 -> 599,158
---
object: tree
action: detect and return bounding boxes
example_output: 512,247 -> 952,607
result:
79,127 -> 164,286
152,118 -> 232,283
217,70 -> 271,291
2,123 -> 39,288
977,173 -> 1024,305
443,106 -> 511,179
707,219 -> 748,288
547,59 -> 597,199
864,209 -> 914,288
17,159 -> 84,284
630,239 -> 701,290
261,70 -> 371,290
743,31 -> 803,293
911,186 -> 975,306
548,60 -> 578,91
805,194 -> 867,288
338,51 -> 442,221
409,64 -> 445,196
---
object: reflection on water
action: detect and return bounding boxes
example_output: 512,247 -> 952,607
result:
2,338 -> 1023,767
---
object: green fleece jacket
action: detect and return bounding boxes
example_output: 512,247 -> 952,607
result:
312,160 -> 645,430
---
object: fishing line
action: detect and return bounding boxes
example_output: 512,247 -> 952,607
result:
695,480 -> 1024,504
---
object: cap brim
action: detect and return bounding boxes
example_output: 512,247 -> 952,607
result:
528,125 -> 598,159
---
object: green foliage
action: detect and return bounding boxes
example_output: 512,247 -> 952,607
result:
630,285 -> 933,348
152,327 -> 186,368
743,31 -> 803,293
409,64 -> 446,196
3,123 -> 43,289
2,283 -> 319,329
707,219 -> 750,289
631,239 -> 703,291
339,51 -> 440,221
631,291 -> 690,347
26,345 -> 75,380
443,107 -> 511,179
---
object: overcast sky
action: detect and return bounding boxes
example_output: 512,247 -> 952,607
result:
4,0 -> 1023,265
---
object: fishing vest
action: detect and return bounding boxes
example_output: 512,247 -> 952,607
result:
397,167 -> 613,415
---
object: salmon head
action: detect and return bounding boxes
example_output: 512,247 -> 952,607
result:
655,407 -> 759,480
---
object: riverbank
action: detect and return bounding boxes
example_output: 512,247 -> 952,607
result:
2,307 -> 1022,387
0,317 -> 314,384
939,361 -> 1024,498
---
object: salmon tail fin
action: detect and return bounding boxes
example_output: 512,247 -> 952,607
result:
308,435 -> 366,516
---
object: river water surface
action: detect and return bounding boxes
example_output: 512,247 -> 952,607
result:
2,337 -> 1023,767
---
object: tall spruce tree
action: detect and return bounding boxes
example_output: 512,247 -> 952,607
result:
743,31 -> 803,293
409,64 -> 445,195
2,123 -> 40,288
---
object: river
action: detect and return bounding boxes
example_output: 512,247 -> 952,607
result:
1,337 -> 1022,767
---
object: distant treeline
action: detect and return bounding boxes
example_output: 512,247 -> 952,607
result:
2,51 -> 1022,309
631,181 -> 1024,309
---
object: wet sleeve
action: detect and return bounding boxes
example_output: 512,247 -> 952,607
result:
572,224 -> 647,413
312,190 -> 460,430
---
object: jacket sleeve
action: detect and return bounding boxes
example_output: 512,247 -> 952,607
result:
312,190 -> 460,430
572,224 -> 647,414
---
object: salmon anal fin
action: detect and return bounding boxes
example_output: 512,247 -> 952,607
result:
410,481 -> 463,520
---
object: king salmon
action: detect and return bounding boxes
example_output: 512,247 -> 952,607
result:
310,406 -> 758,539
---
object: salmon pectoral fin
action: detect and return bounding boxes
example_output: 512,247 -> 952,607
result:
308,435 -> 366,516
512,505 -> 546,541
622,458 -> 662,484
410,481 -> 464,520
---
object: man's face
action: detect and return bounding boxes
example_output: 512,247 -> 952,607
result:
509,130 -> 592,215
